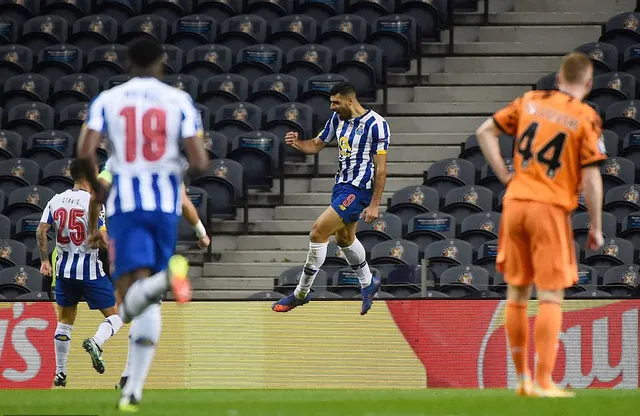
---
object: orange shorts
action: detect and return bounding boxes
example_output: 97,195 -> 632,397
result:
496,199 -> 578,291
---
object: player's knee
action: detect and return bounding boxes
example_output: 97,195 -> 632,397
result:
309,223 -> 330,243
334,230 -> 355,247
537,289 -> 564,304
58,307 -> 77,325
506,284 -> 533,303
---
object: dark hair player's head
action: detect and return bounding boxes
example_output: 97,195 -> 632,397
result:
329,82 -> 361,120
127,38 -> 164,78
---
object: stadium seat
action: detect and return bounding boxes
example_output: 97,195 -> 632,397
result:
409,290 -> 449,298
213,102 -> 262,140
68,15 -> 118,56
93,0 -> 141,26
24,131 -> 74,167
0,0 -> 39,26
425,158 -> 476,203
583,237 -> 634,276
438,265 -> 490,297
39,159 -> 74,194
603,129 -> 619,157
600,264 -> 639,296
330,267 -> 362,297
104,74 -> 132,90
0,214 -> 10,241
318,14 -> 367,56
199,73 -> 248,113
442,185 -> 494,224
178,185 -> 209,247
621,44 -> 640,84
0,240 -> 28,270
3,73 -> 50,109
0,159 -> 40,195
397,0 -> 442,39
457,212 -> 500,251
232,44 -> 283,85
84,44 -> 128,86
276,266 -> 329,293
21,16 -> 68,56
586,72 -> 636,112
118,15 -> 169,45
571,211 -> 618,249
569,290 -> 614,298
49,73 -> 99,114
0,45 -> 33,85
461,134 -> 514,171
387,185 -> 440,234
194,103 -> 211,130
264,103 -> 314,160
163,74 -> 199,100
57,103 -> 88,140
478,158 -> 514,195
425,239 -> 474,280
6,103 -> 54,139
474,239 -> 498,278
142,0 -> 192,26
600,157 -> 635,195
619,130 -> 640,171
169,15 -> 218,52
191,158 -> 243,219
294,0 -> 345,26
160,44 -> 184,74
13,212 -> 45,252
0,16 -> 18,45
245,0 -> 293,24
355,212 -> 403,256
379,264 -> 422,297
183,44 -> 233,82
282,45 -> 333,87
604,100 -> 640,139
194,0 -> 241,23
603,184 -> 640,223
404,212 -> 456,255
366,15 -> 417,72
16,291 -> 49,300
0,131 -> 23,161
575,42 -> 619,75
5,185 -> 55,225
599,13 -> 640,61
347,0 -> 395,30
491,271 -> 507,296
586,100 -> 603,119
267,15 -> 318,54
0,265 -> 42,296
228,130 -> 281,189
333,44 -> 384,101
618,212 -> 640,247
324,242 -> 349,268
248,74 -> 298,113
298,73 -> 347,125
570,264 -> 599,294
35,44 -> 84,81
218,15 -> 268,53
370,239 -> 419,266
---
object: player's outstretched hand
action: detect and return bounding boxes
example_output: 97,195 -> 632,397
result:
198,235 -> 211,250
587,228 -> 604,251
361,204 -> 379,223
284,131 -> 299,147
40,260 -> 52,277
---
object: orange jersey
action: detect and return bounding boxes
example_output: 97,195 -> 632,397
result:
493,90 -> 607,212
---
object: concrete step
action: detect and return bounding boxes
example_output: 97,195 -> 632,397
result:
423,41 -> 573,55
203,262 -> 300,277
442,56 -> 560,74
310,177 -> 421,193
212,220 -> 314,234
386,116 -> 486,133
514,0 -> 626,12
191,289 -> 266,300
284,161 -> 431,177
188,266 -> 203,278
212,235 -> 312,251
388,102 -> 508,116
391,133 -> 468,145
413,86 -> 528,102
248,191 -> 395,206
217,250 -> 308,263
455,12 -> 615,25
427,72 -> 549,86
453,25 -> 602,43
318,145 -> 458,163
192,277 -> 275,290
384,87 -> 414,103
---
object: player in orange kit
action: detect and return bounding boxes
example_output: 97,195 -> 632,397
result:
475,52 -> 606,398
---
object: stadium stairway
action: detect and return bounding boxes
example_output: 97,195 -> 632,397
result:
185,0 -> 636,300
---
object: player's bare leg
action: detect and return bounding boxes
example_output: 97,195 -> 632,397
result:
505,284 -> 534,396
533,289 -> 574,398
82,305 -> 124,375
335,223 -> 380,315
272,207 -> 345,312
53,305 -> 77,387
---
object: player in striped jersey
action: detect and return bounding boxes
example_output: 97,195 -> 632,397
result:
272,82 -> 389,315
37,159 -> 124,387
76,39 -> 208,411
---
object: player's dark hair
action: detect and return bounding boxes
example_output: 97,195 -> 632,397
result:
127,38 -> 164,68
329,82 -> 357,97
70,159 -> 87,182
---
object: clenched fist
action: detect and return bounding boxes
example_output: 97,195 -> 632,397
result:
285,131 -> 299,148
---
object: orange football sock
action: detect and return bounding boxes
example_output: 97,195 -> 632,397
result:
535,300 -> 563,388
506,301 -> 529,377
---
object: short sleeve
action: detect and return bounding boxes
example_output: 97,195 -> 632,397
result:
84,93 -> 107,133
492,96 -> 522,137
98,206 -> 107,231
180,96 -> 204,140
371,118 -> 390,155
40,201 -> 53,225
317,112 -> 339,143
580,112 -> 607,167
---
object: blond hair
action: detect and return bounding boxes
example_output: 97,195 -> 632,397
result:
559,52 -> 593,85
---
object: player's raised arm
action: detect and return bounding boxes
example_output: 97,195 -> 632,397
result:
181,97 -> 208,175
285,112 -> 338,155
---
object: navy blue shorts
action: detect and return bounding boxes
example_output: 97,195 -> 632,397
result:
108,211 -> 179,281
56,277 -> 116,310
330,183 -> 373,224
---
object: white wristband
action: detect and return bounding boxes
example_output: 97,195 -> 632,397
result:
193,220 -> 207,239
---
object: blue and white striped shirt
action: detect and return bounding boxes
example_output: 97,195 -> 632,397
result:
318,110 -> 390,189
84,77 -> 203,218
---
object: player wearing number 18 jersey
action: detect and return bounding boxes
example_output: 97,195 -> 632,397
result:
76,38 -> 208,411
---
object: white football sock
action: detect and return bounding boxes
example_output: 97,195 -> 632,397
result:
121,303 -> 161,402
294,241 -> 328,298
339,238 -> 373,288
119,271 -> 168,322
92,314 -> 124,348
121,328 -> 133,378
54,322 -> 72,374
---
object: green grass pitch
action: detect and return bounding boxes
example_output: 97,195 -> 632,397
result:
2,389 -> 640,416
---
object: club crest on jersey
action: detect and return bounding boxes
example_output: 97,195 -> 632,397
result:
607,76 -> 622,91
355,123 -> 365,136
233,106 -> 248,121
204,51 -> 218,63
623,105 -> 637,119
371,218 -> 387,232
445,161 -> 460,178
621,269 -> 638,285
623,187 -> 639,203
603,240 -> 619,257
270,80 -> 285,93
604,159 -> 620,176
4,51 -> 18,63
41,20 -> 54,34
354,50 -> 368,63
588,48 -> 604,62
442,243 -> 458,259
0,245 -> 12,258
625,14 -> 639,31
409,187 -> 424,204
239,21 -> 253,34
89,19 -> 103,33
26,191 -> 40,205
339,20 -> 353,34
458,271 -> 473,285
389,242 -> 404,259
303,50 -> 319,63
214,164 -> 228,178
13,269 -> 27,286
463,189 -> 478,205
103,50 -> 118,62
284,106 -> 299,121
479,221 -> 495,233
140,20 -> 154,34
289,19 -> 303,34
